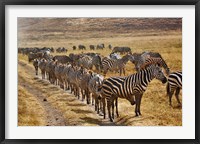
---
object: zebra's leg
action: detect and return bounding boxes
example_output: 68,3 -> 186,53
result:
43,71 -> 45,79
92,94 -> 95,106
112,100 -> 115,119
99,97 -> 103,115
168,90 -> 174,106
107,100 -> 113,122
70,84 -> 73,93
41,71 -> 43,79
94,95 -> 98,111
115,98 -> 119,117
86,91 -> 90,104
175,88 -> 181,106
96,97 -> 100,113
138,94 -> 143,116
77,87 -> 79,97
102,97 -> 106,119
81,89 -> 84,101
135,95 -> 140,116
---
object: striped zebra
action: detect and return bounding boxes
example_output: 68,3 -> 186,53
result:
102,54 -> 134,76
131,52 -> 170,75
77,55 -> 93,70
33,59 -> 39,75
166,71 -> 182,106
100,64 -> 167,122
91,55 -> 103,72
139,57 -> 170,75
88,73 -> 104,114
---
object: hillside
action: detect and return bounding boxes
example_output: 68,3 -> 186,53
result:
18,18 -> 182,45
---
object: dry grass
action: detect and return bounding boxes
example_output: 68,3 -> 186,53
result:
18,85 -> 47,126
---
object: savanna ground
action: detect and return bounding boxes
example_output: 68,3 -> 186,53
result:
18,18 -> 182,126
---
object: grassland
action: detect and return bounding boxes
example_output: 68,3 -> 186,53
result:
18,18 -> 182,126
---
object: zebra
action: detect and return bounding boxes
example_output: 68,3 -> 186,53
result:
91,54 -> 103,72
138,57 -> 170,75
90,45 -> 95,50
166,71 -> 182,106
33,59 -> 39,75
77,55 -> 93,70
102,54 -> 134,76
131,52 -> 170,75
96,44 -> 105,49
109,52 -> 121,60
77,69 -> 93,104
38,58 -> 47,79
100,64 -> 167,122
78,45 -> 86,50
88,73 -> 104,114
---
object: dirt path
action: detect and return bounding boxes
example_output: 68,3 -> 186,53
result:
19,62 -> 66,126
18,60 -> 117,126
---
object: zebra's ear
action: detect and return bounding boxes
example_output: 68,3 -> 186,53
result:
88,70 -> 93,75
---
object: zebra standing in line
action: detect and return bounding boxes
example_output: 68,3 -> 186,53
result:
88,73 -> 104,114
91,54 -> 103,72
38,58 -> 47,79
102,54 -> 134,76
33,59 -> 39,75
100,64 -> 167,122
77,55 -> 93,70
166,71 -> 182,106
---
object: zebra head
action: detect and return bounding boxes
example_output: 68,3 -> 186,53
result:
94,74 -> 104,92
152,65 -> 167,84
127,54 -> 135,63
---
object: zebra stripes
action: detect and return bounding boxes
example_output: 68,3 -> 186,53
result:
131,52 -> 170,75
102,54 -> 134,76
102,57 -> 118,75
139,57 -> 170,75
77,55 -> 93,70
166,71 -> 182,106
100,64 -> 167,122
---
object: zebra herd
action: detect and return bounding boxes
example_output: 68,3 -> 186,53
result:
28,50 -> 182,122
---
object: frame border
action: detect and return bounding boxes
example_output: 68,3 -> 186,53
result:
1,0 -> 199,144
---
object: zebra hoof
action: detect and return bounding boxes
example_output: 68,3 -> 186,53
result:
110,118 -> 114,122
99,112 -> 104,116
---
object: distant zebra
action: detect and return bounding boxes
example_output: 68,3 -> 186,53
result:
91,54 -> 103,72
102,54 -> 134,76
166,71 -> 182,106
72,46 -> 76,50
78,45 -> 86,50
77,55 -> 93,70
33,59 -> 39,75
97,44 -> 105,49
90,45 -> 95,50
100,64 -> 167,122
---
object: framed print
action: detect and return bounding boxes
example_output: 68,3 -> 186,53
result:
1,0 -> 200,143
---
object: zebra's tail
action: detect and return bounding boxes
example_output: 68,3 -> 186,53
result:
166,82 -> 170,97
